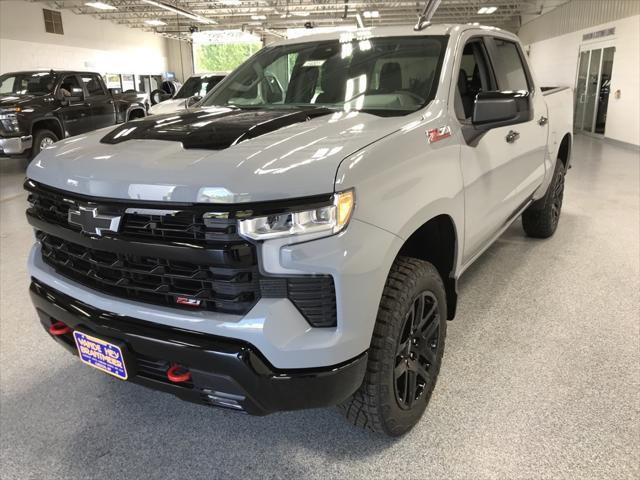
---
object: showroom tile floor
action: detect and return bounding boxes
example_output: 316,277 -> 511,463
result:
1,135 -> 638,480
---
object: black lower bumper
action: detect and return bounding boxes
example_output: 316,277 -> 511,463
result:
29,279 -> 367,415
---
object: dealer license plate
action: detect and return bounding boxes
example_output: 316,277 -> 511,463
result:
73,331 -> 128,380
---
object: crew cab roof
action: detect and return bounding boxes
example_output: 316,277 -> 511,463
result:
1,70 -> 102,76
275,23 -> 513,46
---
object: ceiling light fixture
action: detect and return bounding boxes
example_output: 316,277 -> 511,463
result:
144,19 -> 167,26
142,0 -> 216,24
85,2 -> 117,10
477,6 -> 498,14
251,14 -> 267,20
218,0 -> 241,5
362,11 -> 379,19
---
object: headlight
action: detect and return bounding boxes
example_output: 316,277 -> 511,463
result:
0,111 -> 20,133
238,190 -> 355,241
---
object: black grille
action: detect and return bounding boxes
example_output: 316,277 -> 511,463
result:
38,232 -> 259,314
27,181 -> 338,326
27,186 -> 80,232
27,186 -> 230,247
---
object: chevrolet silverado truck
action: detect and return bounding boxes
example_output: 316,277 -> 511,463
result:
0,70 -> 146,160
25,24 -> 572,436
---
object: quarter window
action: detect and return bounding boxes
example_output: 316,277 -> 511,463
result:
492,39 -> 530,92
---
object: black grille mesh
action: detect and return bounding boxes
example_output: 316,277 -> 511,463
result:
39,232 -> 260,314
27,182 -> 337,326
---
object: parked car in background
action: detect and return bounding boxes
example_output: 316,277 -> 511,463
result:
148,72 -> 227,115
0,70 -> 146,160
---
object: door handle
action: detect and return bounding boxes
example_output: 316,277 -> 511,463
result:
506,130 -> 520,143
538,116 -> 548,126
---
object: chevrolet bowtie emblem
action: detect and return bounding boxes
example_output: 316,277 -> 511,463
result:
68,205 -> 121,237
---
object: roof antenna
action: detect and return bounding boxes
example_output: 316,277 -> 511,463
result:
414,0 -> 441,31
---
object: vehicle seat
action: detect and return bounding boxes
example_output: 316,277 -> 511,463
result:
86,79 -> 100,94
286,66 -> 320,104
26,80 -> 45,94
316,57 -> 347,104
457,68 -> 474,119
379,62 -> 403,92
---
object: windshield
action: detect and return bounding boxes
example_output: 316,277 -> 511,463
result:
175,75 -> 225,99
202,35 -> 448,116
0,72 -> 56,96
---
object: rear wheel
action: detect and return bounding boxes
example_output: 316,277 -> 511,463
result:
29,129 -> 59,161
339,256 -> 447,436
522,158 -> 566,238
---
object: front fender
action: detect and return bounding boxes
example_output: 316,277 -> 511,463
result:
335,110 -> 466,275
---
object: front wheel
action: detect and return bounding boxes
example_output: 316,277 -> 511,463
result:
29,129 -> 59,161
339,256 -> 447,436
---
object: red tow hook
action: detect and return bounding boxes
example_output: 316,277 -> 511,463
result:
49,321 -> 72,336
167,364 -> 192,383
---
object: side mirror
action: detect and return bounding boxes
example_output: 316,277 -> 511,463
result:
186,96 -> 202,107
109,88 -> 122,96
472,91 -> 532,129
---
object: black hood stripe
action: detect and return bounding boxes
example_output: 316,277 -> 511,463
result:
101,106 -> 333,150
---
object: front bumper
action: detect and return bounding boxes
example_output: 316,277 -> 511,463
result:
30,278 -> 367,415
0,135 -> 32,155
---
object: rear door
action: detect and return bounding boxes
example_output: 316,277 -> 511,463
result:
57,74 -> 92,137
80,74 -> 117,129
455,35 -> 547,264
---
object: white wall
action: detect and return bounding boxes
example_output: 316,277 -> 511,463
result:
166,38 -> 194,83
0,1 -> 167,75
523,15 -> 640,146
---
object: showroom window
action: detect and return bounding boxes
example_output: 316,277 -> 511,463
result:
43,9 -> 64,35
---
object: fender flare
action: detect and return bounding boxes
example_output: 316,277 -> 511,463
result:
30,116 -> 65,139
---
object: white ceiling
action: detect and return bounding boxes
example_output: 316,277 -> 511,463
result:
38,0 -> 571,40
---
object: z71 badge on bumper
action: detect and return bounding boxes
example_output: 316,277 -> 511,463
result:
73,331 -> 128,380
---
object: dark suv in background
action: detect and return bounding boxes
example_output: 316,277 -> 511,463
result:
0,70 -> 146,160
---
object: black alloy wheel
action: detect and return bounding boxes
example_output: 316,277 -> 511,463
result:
394,291 -> 441,410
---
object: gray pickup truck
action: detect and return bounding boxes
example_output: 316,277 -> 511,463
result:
25,24 -> 572,436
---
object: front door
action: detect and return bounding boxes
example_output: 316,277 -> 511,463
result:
80,74 -> 116,130
456,36 -> 548,264
57,74 -> 92,137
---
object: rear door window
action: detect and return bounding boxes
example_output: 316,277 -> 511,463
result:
80,74 -> 106,97
489,39 -> 531,92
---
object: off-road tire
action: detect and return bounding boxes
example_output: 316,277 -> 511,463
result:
29,129 -> 59,161
522,158 -> 566,238
339,256 -> 447,436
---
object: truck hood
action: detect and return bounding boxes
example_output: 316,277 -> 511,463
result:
0,93 -> 49,108
27,106 -> 410,204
